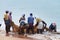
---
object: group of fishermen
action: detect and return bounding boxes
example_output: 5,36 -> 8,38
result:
3,11 -> 57,36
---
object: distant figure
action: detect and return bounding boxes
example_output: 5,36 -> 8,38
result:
4,11 -> 10,36
19,14 -> 25,34
27,13 -> 34,34
49,23 -> 57,32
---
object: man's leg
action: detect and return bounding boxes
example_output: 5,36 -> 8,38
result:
5,25 -> 9,36
26,26 -> 30,34
37,29 -> 39,34
8,25 -> 11,32
31,27 -> 34,34
40,29 -> 43,34
5,25 -> 8,33
21,27 -> 24,34
27,24 -> 31,34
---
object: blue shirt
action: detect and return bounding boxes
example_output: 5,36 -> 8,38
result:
28,16 -> 34,24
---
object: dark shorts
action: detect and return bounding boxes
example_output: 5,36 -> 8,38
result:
20,22 -> 25,25
5,20 -> 10,25
29,23 -> 33,28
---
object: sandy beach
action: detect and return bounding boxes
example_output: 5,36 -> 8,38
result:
0,30 -> 39,40
0,30 -> 60,40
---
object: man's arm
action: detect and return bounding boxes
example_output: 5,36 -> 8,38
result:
19,18 -> 21,23
42,21 -> 47,25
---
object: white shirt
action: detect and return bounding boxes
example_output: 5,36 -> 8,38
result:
37,22 -> 43,29
20,20 -> 25,23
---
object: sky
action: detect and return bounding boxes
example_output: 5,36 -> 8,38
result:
0,0 -> 60,31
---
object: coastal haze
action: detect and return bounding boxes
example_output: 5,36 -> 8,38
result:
0,0 -> 60,31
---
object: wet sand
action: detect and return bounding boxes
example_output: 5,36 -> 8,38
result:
0,30 -> 39,40
0,30 -> 60,40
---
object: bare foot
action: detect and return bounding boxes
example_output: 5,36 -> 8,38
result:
24,34 -> 27,37
6,33 -> 9,36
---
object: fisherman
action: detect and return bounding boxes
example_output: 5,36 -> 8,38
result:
4,11 -> 10,36
27,13 -> 34,34
35,17 -> 43,34
19,14 -> 26,34
49,23 -> 57,32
